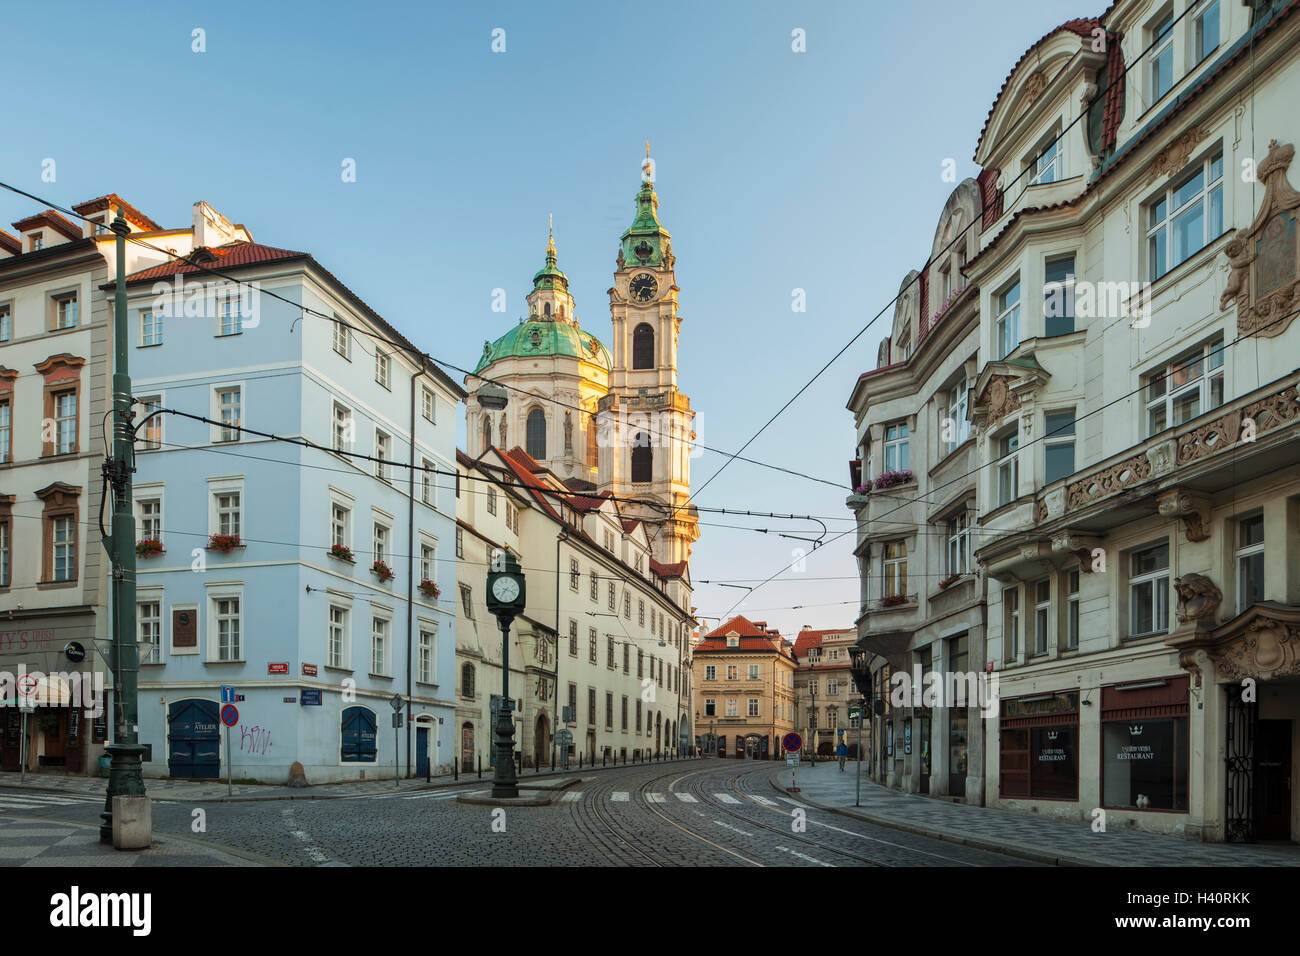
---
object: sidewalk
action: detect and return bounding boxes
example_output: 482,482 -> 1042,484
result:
0,754 -> 701,804
0,814 -> 261,867
773,763 -> 1300,867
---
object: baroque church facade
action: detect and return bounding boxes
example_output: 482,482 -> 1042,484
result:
466,161 -> 699,567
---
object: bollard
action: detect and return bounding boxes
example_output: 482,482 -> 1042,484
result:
602,752 -> 606,767
477,755 -> 482,779
426,757 -> 431,784
454,756 -> 458,782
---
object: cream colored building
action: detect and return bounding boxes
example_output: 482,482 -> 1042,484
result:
692,616 -> 796,758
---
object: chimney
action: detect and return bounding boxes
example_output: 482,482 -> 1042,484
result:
192,202 -> 244,249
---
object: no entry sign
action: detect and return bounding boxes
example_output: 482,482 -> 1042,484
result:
220,703 -> 239,727
17,674 -> 38,697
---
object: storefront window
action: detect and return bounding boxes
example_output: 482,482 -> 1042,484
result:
1101,676 -> 1190,812
999,692 -> 1079,800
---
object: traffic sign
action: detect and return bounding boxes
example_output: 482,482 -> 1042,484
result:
221,686 -> 237,703
389,694 -> 404,712
782,731 -> 803,753
848,706 -> 861,720
555,729 -> 573,746
220,704 -> 239,727
17,674 -> 38,697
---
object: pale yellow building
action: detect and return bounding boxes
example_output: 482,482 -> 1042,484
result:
692,616 -> 796,758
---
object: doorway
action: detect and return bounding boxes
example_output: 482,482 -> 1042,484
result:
534,713 -> 550,768
167,699 -> 221,779
461,722 -> 475,770
416,726 -> 429,778
948,710 -> 968,798
918,714 -> 931,794
1257,720 -> 1293,841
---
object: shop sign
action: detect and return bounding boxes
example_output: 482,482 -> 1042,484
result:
1003,691 -> 1078,719
267,662 -> 289,675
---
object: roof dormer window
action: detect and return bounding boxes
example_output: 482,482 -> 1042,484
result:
29,232 -> 43,252
1026,125 -> 1062,186
726,633 -> 739,648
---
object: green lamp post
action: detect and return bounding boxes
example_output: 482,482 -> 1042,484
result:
485,549 -> 526,798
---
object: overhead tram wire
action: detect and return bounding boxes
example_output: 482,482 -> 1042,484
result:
717,303 -> 1300,619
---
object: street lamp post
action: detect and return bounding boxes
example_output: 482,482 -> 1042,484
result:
485,549 -> 526,798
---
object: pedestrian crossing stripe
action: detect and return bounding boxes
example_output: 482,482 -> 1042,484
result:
0,793 -> 99,807
560,791 -> 584,803
645,792 -> 666,803
713,793 -> 741,804
674,793 -> 698,803
611,792 -> 629,802
749,795 -> 777,805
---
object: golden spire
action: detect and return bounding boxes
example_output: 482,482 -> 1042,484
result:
546,214 -> 555,258
645,139 -> 650,158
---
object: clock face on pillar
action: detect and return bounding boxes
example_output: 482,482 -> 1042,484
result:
629,273 -> 659,303
491,576 -> 521,604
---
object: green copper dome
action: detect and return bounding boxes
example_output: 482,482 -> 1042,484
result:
475,320 -> 611,374
620,178 -> 672,268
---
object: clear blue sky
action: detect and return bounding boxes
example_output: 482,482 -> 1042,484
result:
1,0 -> 1095,637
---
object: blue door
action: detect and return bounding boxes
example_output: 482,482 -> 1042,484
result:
416,727 -> 429,777
168,699 -> 220,779
340,706 -> 377,762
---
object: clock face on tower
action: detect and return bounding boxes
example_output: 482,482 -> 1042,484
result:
491,576 -> 521,604
629,273 -> 658,303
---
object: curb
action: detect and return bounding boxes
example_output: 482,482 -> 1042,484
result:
766,770 -> 1108,868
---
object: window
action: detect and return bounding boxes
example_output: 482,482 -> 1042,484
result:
0,397 -> 8,463
747,698 -> 760,718
332,402 -> 352,453
567,683 -> 577,720
215,492 -> 241,536
565,619 -> 577,656
0,517 -> 9,587
1065,570 -> 1080,650
505,502 -> 517,533
214,596 -> 241,660
54,293 -> 78,330
138,396 -> 162,450
637,649 -> 644,678
0,303 -> 10,342
590,570 -> 598,601
420,542 -> 436,581
996,429 -> 1019,507
705,665 -> 716,681
52,390 -> 76,454
726,699 -> 738,717
638,599 -> 645,626
1147,151 -> 1224,280
30,233 -> 43,252
883,423 -> 909,473
218,297 -> 241,336
216,387 -> 241,442
1150,12 -> 1174,103
137,498 -> 162,543
1004,587 -> 1020,660
588,688 -> 597,725
896,328 -> 911,362
1237,515 -> 1265,613
607,635 -> 616,669
946,511 -> 970,576
332,317 -> 351,358
632,323 -> 655,369
422,387 -> 435,423
1027,127 -> 1061,185
631,433 -> 652,483
747,664 -> 759,680
604,529 -> 615,552
375,351 -> 390,389
526,408 -> 546,460
704,698 -> 716,717
374,431 -> 391,483
486,485 -> 497,516
569,558 -> 579,590
1101,677 -> 1189,811
636,699 -> 643,731
605,693 -> 614,730
481,415 -> 492,451
1033,579 -> 1051,655
1129,542 -> 1170,637
140,309 -> 162,346
371,616 -> 389,675
1194,0 -> 1220,64
1144,338 -> 1224,435
588,627 -> 598,663
996,278 -> 1021,358
1043,255 -> 1076,336
138,601 -> 162,664
623,642 -> 630,674
455,527 -> 464,559
883,540 -> 907,598
944,379 -> 969,452
460,584 -> 474,620
328,606 -> 348,668
727,665 -> 738,681
1044,409 -> 1076,484
418,626 -> 436,683
421,457 -> 434,506
623,593 -> 631,620
608,581 -> 616,610
373,522 -> 389,564
462,663 -> 476,699
621,696 -> 629,732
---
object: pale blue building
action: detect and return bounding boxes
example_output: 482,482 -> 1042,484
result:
122,205 -> 463,783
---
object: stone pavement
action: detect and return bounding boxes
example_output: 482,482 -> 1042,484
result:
775,761 -> 1300,866
0,754 -> 701,804
0,813 -> 261,866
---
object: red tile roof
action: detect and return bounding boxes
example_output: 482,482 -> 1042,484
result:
124,241 -> 307,282
650,558 -> 687,579
621,518 -> 640,533
12,209 -> 82,242
0,230 -> 19,255
72,195 -> 161,232
793,627 -> 855,660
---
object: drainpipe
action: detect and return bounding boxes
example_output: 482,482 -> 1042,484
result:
554,528 -> 567,764
406,360 -> 428,779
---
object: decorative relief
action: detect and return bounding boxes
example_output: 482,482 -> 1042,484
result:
1051,530 -> 1102,572
1044,487 -> 1066,521
1145,125 -> 1209,185
1158,490 -> 1211,543
982,375 -> 1022,431
1035,499 -> 1048,524
1065,452 -> 1150,510
1214,617 -> 1300,682
1146,439 -> 1177,476
1177,383 -> 1298,464
1220,141 -> 1300,339
1023,71 -> 1048,101
1174,574 -> 1222,625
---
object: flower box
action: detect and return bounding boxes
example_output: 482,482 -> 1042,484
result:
879,594 -> 909,608
207,533 -> 242,553
328,543 -> 355,563
873,469 -> 914,490
136,538 -> 164,557
419,578 -> 440,599
371,560 -> 395,583
937,574 -> 961,590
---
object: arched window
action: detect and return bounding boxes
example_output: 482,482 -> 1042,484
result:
482,414 -> 492,451
632,323 -> 655,369
631,432 -> 652,483
526,408 -> 547,460
544,302 -> 551,317
461,662 -> 476,699
586,413 -> 599,470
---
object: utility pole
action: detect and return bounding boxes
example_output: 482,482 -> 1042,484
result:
100,206 -> 146,843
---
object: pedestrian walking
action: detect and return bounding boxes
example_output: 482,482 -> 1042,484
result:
837,739 -> 848,771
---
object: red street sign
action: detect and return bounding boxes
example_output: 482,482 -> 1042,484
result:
782,732 -> 803,753
220,704 -> 239,726
17,674 -> 38,697
302,663 -> 318,676
267,662 -> 289,675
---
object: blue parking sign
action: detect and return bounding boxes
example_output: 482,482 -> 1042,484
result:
221,686 -> 237,703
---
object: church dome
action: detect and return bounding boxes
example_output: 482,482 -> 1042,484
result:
475,319 -> 611,374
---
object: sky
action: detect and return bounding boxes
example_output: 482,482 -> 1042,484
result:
0,0 -> 1096,638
